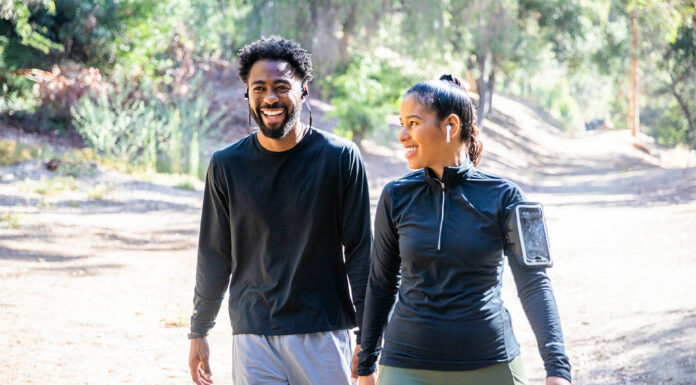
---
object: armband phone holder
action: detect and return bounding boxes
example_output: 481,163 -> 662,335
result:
505,202 -> 553,268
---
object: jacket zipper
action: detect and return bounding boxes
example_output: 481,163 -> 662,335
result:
437,182 -> 445,252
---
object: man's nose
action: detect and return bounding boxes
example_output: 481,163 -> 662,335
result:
264,89 -> 279,104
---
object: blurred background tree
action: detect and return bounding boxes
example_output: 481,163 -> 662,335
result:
1,0 -> 695,172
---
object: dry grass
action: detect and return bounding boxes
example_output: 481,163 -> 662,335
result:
0,139 -> 40,166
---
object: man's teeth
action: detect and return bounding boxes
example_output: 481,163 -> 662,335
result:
405,146 -> 417,153
262,109 -> 283,116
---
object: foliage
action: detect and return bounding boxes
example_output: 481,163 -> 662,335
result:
20,175 -> 78,196
70,75 -> 228,178
2,0 -> 696,149
0,212 -> 21,229
643,102 -> 692,147
0,72 -> 41,124
33,64 -> 110,132
187,0 -> 251,58
0,0 -> 63,59
656,25 -> 696,147
0,138 -> 40,166
70,81 -> 162,167
326,56 -> 414,147
174,179 -> 197,191
87,182 -> 114,200
55,161 -> 98,178
244,0 -> 385,81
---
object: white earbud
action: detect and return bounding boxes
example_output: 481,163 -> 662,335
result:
446,125 -> 452,143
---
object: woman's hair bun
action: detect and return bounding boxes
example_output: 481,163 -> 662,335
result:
439,74 -> 464,88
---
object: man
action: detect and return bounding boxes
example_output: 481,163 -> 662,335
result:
187,36 -> 372,385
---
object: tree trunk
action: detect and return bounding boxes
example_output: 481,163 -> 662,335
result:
308,1 -> 341,80
340,4 -> 358,68
628,11 -> 640,138
485,67 -> 495,117
475,53 -> 490,125
340,28 -> 350,68
353,125 -> 368,151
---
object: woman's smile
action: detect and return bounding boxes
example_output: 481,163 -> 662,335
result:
404,145 -> 418,159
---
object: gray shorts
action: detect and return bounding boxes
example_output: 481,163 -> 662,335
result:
231,330 -> 354,385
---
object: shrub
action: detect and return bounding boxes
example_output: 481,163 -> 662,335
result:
87,183 -> 114,200
0,212 -> 21,229
31,63 -> 111,129
71,81 -> 163,168
326,57 -> 414,148
0,139 -> 39,166
644,102 -> 693,147
174,179 -> 196,191
71,74 -> 228,178
20,176 -> 78,196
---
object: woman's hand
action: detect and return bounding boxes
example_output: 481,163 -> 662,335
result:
357,373 -> 377,385
546,376 -> 571,385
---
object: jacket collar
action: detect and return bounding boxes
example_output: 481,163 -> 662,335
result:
423,160 -> 474,188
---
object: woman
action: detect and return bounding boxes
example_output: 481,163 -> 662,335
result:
357,75 -> 572,385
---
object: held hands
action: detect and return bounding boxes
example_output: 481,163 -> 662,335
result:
357,374 -> 377,385
189,337 -> 213,385
352,344 -> 378,385
546,376 -> 571,385
351,344 -> 361,383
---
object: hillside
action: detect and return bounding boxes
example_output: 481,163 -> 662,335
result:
1,94 -> 695,385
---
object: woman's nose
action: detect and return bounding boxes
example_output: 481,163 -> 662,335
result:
398,126 -> 409,142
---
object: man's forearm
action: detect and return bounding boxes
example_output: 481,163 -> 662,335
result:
191,156 -> 233,335
190,272 -> 230,335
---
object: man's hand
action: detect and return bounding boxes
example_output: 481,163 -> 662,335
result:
189,337 -> 213,385
546,376 -> 571,385
351,344 -> 360,383
358,374 -> 377,385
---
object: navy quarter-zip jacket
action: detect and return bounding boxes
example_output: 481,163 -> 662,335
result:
358,162 -> 572,382
190,127 -> 372,341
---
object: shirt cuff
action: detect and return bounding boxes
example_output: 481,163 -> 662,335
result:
547,367 -> 572,383
357,348 -> 381,376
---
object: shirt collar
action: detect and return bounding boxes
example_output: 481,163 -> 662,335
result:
423,160 -> 474,188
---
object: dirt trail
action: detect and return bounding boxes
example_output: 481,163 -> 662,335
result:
1,95 -> 695,385
479,97 -> 696,385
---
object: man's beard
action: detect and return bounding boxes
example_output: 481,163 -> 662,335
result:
250,102 -> 301,139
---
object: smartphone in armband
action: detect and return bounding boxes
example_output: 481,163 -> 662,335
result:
505,202 -> 553,268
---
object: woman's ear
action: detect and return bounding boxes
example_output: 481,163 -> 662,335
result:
445,114 -> 461,139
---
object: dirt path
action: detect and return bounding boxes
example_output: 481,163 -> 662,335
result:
1,95 -> 695,384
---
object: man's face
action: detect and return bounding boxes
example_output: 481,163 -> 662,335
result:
247,59 -> 304,139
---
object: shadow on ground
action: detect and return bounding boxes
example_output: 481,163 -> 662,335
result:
0,245 -> 85,262
30,263 -> 124,277
579,309 -> 696,385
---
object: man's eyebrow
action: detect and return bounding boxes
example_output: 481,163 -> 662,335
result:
405,114 -> 422,120
250,79 -> 292,85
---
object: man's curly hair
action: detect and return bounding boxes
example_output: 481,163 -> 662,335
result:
237,36 -> 313,85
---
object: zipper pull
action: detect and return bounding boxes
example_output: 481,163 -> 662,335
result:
441,182 -> 445,190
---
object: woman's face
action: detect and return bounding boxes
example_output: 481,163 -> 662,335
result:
399,94 -> 453,171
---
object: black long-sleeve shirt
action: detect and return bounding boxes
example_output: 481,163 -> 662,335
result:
358,162 -> 571,382
190,127 -> 372,342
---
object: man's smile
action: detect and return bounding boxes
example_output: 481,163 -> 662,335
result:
260,107 -> 286,123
